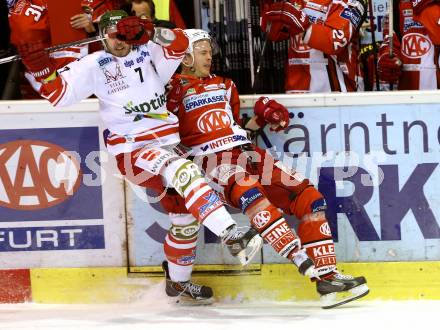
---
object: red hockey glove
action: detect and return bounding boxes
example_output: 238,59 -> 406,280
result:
116,16 -> 155,45
254,97 -> 290,131
377,53 -> 402,83
377,34 -> 402,83
18,41 -> 56,82
261,1 -> 310,42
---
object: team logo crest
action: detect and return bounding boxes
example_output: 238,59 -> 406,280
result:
102,63 -> 125,84
402,33 -> 432,58
197,109 -> 231,133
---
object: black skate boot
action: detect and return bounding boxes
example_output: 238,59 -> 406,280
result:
221,225 -> 263,266
162,261 -> 214,306
317,271 -> 369,309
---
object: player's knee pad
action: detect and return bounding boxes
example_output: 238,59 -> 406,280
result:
162,159 -> 204,197
229,178 -> 267,214
290,186 -> 327,219
159,189 -> 188,213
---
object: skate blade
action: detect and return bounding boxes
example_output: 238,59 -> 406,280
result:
237,234 -> 263,266
169,295 -> 214,306
320,283 -> 369,309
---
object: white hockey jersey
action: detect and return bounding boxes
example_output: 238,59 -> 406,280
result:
44,41 -> 185,155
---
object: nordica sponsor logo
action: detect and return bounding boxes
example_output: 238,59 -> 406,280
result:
200,135 -> 247,152
183,90 -> 226,112
124,93 -> 167,114
238,188 -> 263,213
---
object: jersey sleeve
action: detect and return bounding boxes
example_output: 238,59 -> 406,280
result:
227,80 -> 242,126
40,56 -> 95,107
303,0 -> 366,55
166,76 -> 183,114
414,3 -> 440,45
148,29 -> 189,85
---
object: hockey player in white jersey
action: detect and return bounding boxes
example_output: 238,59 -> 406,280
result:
18,10 -> 263,305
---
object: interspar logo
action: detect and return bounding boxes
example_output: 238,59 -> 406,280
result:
0,140 -> 82,210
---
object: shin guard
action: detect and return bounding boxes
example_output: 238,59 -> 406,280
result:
298,212 -> 337,276
164,213 -> 200,282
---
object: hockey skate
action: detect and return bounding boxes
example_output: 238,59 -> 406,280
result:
221,225 -> 263,266
162,261 -> 214,306
317,271 -> 369,309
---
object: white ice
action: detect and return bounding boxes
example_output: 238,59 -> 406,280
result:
0,282 -> 437,330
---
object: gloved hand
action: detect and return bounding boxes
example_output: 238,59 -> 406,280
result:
377,53 -> 402,83
253,96 -> 290,131
261,1 -> 310,42
116,16 -> 155,45
18,41 -> 56,82
377,34 -> 402,83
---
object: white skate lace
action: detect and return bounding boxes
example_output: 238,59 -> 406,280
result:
221,225 -> 245,245
180,281 -> 202,298
333,271 -> 354,280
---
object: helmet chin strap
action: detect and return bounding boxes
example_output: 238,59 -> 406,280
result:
182,54 -> 195,71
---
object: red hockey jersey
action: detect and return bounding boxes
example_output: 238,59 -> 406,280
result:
285,0 -> 365,92
167,74 -> 251,156
398,0 -> 439,90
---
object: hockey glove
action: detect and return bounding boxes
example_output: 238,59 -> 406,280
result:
377,35 -> 402,83
261,1 -> 310,42
254,96 -> 290,132
116,16 -> 155,45
18,41 -> 56,83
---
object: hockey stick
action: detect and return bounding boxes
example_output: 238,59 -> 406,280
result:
251,20 -> 270,92
245,0 -> 255,89
0,34 -> 108,65
388,0 -> 395,90
367,0 -> 380,91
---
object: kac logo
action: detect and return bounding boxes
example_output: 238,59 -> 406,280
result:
402,33 -> 432,58
252,210 -> 271,229
0,140 -> 82,210
197,109 -> 231,133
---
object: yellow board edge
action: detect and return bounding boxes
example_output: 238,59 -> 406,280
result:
30,261 -> 440,304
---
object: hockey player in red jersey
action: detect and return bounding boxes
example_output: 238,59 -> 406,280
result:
7,0 -> 97,96
260,0 -> 367,93
18,10 -> 263,305
376,0 -> 440,90
167,29 -> 369,308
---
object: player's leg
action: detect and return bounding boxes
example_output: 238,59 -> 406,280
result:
118,146 -> 263,265
200,147 -> 315,277
258,148 -> 369,308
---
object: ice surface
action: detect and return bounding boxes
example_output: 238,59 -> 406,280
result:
0,281 -> 437,330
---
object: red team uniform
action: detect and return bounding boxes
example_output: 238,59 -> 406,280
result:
168,73 -> 337,277
8,0 -> 89,94
261,0 -> 367,92
397,0 -> 440,89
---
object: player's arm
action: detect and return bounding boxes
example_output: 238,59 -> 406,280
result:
166,76 -> 183,114
303,0 -> 367,55
413,1 -> 440,45
228,80 -> 242,125
148,28 -> 189,84
242,96 -> 290,133
19,42 -> 95,106
116,16 -> 188,84
261,0 -> 367,55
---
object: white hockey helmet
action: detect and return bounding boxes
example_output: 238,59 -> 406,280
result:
184,29 -> 219,55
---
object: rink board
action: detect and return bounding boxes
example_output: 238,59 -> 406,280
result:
13,261 -> 440,303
